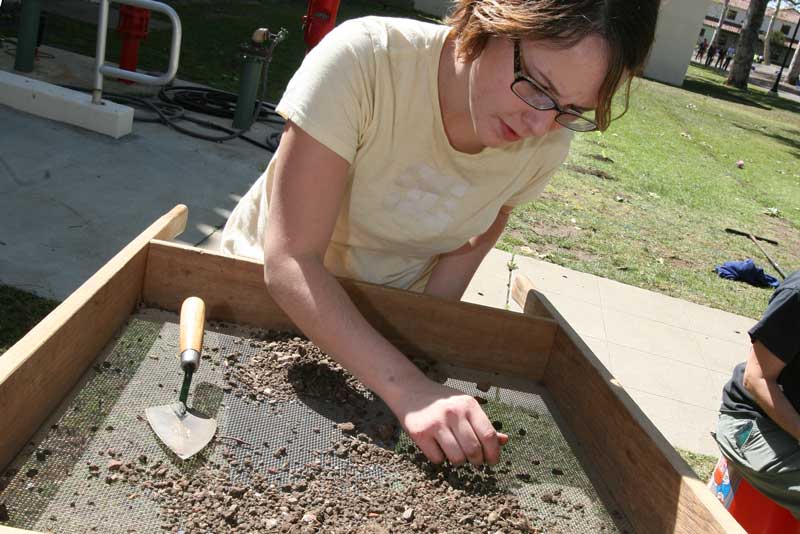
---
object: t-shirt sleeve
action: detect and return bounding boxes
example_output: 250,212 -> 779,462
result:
748,287 -> 800,364
504,128 -> 573,208
275,18 -> 376,164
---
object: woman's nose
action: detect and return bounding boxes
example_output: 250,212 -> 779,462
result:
523,109 -> 560,137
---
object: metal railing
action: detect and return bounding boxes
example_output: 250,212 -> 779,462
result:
92,0 -> 182,104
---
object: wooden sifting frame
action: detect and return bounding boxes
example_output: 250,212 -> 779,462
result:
0,205 -> 743,533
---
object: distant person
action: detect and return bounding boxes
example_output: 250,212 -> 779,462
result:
723,46 -> 735,71
715,270 -> 800,517
695,38 -> 708,61
715,45 -> 727,69
706,44 -> 718,67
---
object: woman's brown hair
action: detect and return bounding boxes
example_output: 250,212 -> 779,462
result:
446,0 -> 660,130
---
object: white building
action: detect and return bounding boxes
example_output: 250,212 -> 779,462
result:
413,0 -> 711,87
699,0 -> 799,64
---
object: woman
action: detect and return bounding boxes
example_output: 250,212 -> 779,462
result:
221,0 -> 660,466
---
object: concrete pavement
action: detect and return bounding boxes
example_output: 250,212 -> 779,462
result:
461,249 -> 754,457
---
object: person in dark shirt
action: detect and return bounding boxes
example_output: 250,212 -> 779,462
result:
716,270 -> 800,516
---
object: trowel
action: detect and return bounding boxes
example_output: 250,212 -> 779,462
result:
146,297 -> 217,459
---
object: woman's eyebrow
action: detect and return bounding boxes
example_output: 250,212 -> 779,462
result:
530,62 -> 596,113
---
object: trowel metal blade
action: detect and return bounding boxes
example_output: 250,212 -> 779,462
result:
145,402 -> 217,460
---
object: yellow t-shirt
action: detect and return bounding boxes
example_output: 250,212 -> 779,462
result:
221,16 -> 573,292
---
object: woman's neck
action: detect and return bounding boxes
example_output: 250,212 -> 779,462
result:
438,37 -> 484,154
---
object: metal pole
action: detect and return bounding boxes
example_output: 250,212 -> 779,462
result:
233,56 -> 263,130
14,0 -> 43,72
770,20 -> 800,94
92,0 -> 110,104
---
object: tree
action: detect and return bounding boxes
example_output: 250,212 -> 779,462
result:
764,0 -> 782,65
782,2 -> 800,84
788,46 -> 799,85
726,0 -> 769,88
711,0 -> 731,46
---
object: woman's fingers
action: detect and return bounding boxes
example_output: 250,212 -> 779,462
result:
452,416 -> 485,466
466,408 -> 504,465
414,434 -> 446,465
435,427 -> 468,465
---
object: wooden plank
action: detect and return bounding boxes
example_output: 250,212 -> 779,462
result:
511,274 -> 553,320
142,240 -> 557,379
0,205 -> 188,473
543,326 -> 743,533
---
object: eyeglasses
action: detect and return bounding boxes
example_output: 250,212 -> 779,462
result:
510,40 -> 598,133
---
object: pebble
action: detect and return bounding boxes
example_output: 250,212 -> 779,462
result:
401,507 -> 414,521
336,422 -> 356,433
107,460 -> 123,471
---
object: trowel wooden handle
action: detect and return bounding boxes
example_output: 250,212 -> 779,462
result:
179,297 -> 205,371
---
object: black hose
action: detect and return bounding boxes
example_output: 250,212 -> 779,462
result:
63,62 -> 284,151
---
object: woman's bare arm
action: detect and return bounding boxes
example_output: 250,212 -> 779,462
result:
743,341 -> 800,440
263,121 -> 507,465
424,206 -> 513,300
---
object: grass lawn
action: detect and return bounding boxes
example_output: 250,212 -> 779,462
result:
502,64 -> 800,320
677,448 -> 719,483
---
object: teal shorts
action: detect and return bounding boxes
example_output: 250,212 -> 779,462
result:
715,412 -> 800,518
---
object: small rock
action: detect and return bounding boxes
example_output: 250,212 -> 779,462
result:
25,468 -> 38,478
337,422 -> 356,433
476,381 -> 491,392
264,518 -> 279,530
541,493 -> 558,504
518,428 -> 527,436
401,507 -> 414,521
138,454 -> 148,464
301,512 -> 317,524
222,504 -> 239,524
487,510 -> 500,524
35,450 -> 48,462
273,446 -> 287,458
552,467 -> 564,476
107,460 -> 123,471
229,486 -> 247,498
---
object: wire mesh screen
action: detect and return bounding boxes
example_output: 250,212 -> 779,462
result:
0,309 -> 632,533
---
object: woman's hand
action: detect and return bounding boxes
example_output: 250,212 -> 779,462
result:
387,375 -> 509,466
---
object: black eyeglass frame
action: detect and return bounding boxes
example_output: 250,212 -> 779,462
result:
510,40 -> 598,133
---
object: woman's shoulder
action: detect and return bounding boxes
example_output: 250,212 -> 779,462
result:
336,16 -> 450,53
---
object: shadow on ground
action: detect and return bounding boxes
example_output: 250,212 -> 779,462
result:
680,65 -> 800,115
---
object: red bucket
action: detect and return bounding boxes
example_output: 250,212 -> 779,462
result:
708,455 -> 800,534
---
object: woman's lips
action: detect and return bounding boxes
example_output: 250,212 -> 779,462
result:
500,119 -> 521,142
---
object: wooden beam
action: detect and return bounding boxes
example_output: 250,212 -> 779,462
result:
543,328 -> 743,533
0,205 -> 188,473
511,274 -> 553,320
142,240 -> 557,379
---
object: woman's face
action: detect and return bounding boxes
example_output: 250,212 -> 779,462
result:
468,34 -> 611,148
